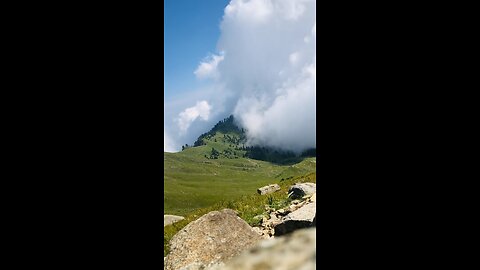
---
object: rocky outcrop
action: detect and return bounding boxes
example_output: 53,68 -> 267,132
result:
206,228 -> 316,270
164,215 -> 185,227
288,182 -> 316,199
257,184 -> 281,195
254,193 -> 316,238
164,209 -> 262,270
274,201 -> 316,236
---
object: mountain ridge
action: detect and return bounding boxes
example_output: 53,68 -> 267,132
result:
185,115 -> 315,164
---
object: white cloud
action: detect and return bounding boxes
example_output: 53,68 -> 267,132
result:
218,0 -> 316,153
224,0 -> 273,23
194,53 -> 224,80
176,100 -> 212,134
289,51 -> 301,65
165,0 -> 316,154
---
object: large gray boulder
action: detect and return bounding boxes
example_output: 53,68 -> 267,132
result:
207,228 -> 316,270
288,183 -> 316,199
257,184 -> 281,195
164,209 -> 262,270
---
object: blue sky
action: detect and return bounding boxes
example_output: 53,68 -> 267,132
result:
164,0 -> 230,101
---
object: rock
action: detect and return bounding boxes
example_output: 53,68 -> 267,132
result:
274,201 -> 316,236
206,228 -> 316,270
257,184 -> 281,195
269,213 -> 280,223
164,209 -> 262,270
179,262 -> 220,270
164,215 -> 185,227
288,183 -> 316,199
252,227 -> 263,236
288,204 -> 302,212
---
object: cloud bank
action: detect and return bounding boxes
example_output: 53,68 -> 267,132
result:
165,0 -> 316,154
176,100 -> 212,135
194,53 -> 225,80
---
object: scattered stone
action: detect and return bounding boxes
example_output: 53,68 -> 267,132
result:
206,228 -> 316,270
164,209 -> 262,270
269,213 -> 280,224
164,215 -> 185,227
291,200 -> 301,205
274,201 -> 316,236
288,205 -> 298,212
262,216 -> 268,223
288,183 -> 316,199
257,184 -> 281,195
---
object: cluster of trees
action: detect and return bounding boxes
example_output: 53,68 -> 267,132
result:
193,134 -> 213,147
206,148 -> 220,159
204,147 -> 240,160
243,146 -> 298,163
210,115 -> 242,134
181,144 -> 191,151
194,115 -> 244,147
202,145 -> 316,163
300,148 -> 316,157
222,148 -> 239,159
223,134 -> 242,145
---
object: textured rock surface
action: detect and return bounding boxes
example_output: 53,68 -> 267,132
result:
274,202 -> 316,236
288,183 -> 316,199
164,209 -> 262,270
164,215 -> 185,227
257,184 -> 281,195
207,228 -> 316,270
253,193 -> 316,239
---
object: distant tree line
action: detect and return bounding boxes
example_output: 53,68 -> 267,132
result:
242,146 -> 317,164
181,144 -> 191,151
205,147 -> 239,159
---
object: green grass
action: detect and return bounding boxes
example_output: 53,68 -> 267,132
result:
164,126 -> 316,256
164,152 -> 316,215
164,172 -> 316,256
164,131 -> 316,216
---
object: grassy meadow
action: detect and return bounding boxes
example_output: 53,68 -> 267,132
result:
164,130 -> 316,216
163,117 -> 316,256
164,171 -> 316,256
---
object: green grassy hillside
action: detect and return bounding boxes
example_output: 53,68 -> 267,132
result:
164,116 -> 316,216
164,172 -> 316,256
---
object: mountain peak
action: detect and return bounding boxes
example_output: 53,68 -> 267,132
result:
182,115 -> 315,164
